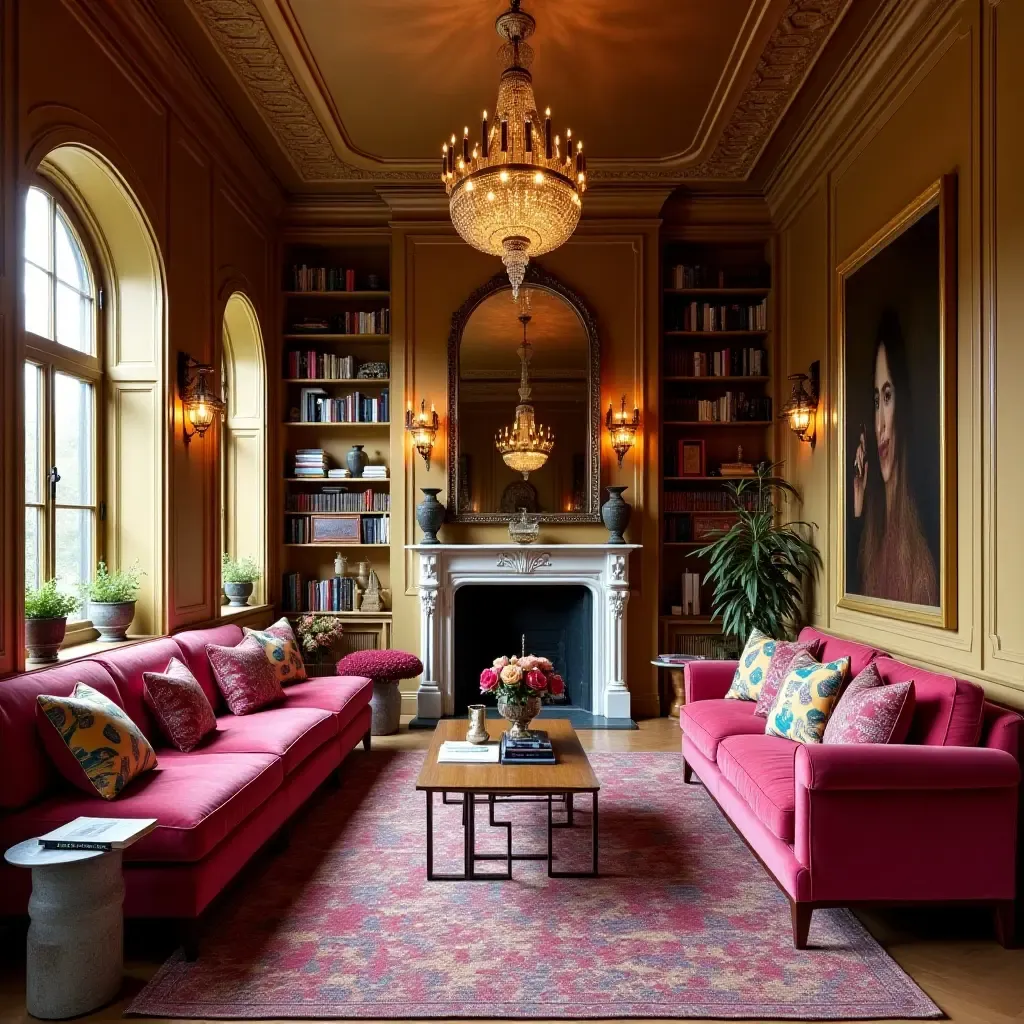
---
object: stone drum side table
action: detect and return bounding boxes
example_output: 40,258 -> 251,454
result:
4,839 -> 124,1019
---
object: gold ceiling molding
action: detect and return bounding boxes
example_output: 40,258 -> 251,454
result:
189,0 -> 846,185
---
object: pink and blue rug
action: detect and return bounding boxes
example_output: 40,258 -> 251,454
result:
128,751 -> 941,1019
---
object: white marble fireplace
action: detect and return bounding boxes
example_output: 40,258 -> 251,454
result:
406,544 -> 641,720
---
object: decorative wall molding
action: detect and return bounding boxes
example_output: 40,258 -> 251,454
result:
495,551 -> 552,574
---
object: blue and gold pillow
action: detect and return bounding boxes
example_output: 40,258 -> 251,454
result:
764,651 -> 850,744
725,628 -> 778,701
243,617 -> 307,684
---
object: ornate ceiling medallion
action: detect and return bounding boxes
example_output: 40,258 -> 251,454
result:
442,1 -> 586,298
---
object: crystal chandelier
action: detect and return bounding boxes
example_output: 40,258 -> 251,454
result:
495,293 -> 554,478
442,0 -> 586,299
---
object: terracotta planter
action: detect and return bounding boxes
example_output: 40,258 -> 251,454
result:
25,616 -> 68,663
89,601 -> 136,642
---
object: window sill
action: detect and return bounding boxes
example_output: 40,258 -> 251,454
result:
24,635 -> 156,674
219,603 -> 272,621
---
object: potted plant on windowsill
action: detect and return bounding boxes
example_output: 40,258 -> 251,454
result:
81,561 -> 144,642
221,554 -> 262,608
25,579 -> 81,663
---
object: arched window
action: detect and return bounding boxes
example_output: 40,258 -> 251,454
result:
23,182 -> 102,599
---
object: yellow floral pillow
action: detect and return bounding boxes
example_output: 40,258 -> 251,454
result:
764,652 -> 851,744
725,628 -> 778,701
243,617 -> 307,684
36,683 -> 157,800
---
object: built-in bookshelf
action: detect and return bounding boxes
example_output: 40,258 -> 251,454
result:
658,234 -> 778,706
278,237 -> 394,641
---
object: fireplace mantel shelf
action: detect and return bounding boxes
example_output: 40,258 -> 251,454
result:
408,543 -> 641,721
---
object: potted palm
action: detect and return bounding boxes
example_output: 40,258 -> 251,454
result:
221,553 -> 262,607
696,465 -> 822,642
81,561 -> 144,642
25,579 -> 81,663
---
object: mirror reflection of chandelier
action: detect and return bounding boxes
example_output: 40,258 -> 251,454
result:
495,292 -> 555,479
441,0 -> 586,300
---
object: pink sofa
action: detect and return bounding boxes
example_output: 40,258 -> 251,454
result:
0,624 -> 372,955
680,627 -> 1022,948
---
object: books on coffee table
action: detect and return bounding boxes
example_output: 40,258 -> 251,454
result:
437,741 -> 500,764
38,817 -> 157,852
500,730 -> 556,765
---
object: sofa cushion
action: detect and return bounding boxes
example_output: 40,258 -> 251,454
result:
171,624 -> 243,710
797,627 -> 887,678
725,628 -> 778,702
0,752 -> 283,863
680,698 -> 765,762
754,637 -> 823,717
36,683 -> 158,800
143,657 -> 218,752
765,653 -> 849,745
874,657 -> 985,747
92,637 -> 188,742
281,676 -> 374,733
822,662 -> 916,745
207,637 -> 286,715
160,707 -> 335,775
335,649 -> 422,682
0,660 -> 123,810
243,618 -> 307,684
717,734 -> 799,843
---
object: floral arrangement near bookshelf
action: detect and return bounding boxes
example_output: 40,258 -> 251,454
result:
479,654 -> 565,737
295,614 -> 346,676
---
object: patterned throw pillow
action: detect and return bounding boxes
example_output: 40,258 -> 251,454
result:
207,636 -> 286,715
754,638 -> 822,718
764,652 -> 851,744
243,617 -> 307,685
143,657 -> 218,752
725,628 -> 778,701
36,683 -> 157,799
823,662 -> 916,745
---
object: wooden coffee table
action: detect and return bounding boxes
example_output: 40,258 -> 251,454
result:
416,718 -> 600,880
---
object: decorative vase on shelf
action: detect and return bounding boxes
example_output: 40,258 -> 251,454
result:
497,695 -> 543,739
416,488 -> 445,544
601,485 -> 632,544
346,445 -> 369,478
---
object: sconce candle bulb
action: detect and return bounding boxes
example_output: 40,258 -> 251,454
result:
178,353 -> 225,445
605,394 -> 641,468
405,398 -> 440,469
780,362 -> 820,447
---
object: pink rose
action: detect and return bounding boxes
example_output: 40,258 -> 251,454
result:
549,673 -> 565,696
525,669 -> 547,691
492,655 -> 509,670
518,655 -> 539,671
535,657 -> 553,672
479,668 -> 499,692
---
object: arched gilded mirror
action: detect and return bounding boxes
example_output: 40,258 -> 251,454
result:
447,266 -> 600,523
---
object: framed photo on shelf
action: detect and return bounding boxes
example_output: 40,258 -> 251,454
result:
692,514 -> 739,542
837,174 -> 957,629
311,514 -> 361,544
677,439 -> 705,477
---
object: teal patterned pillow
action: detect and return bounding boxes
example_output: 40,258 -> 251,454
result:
725,628 -> 778,701
765,652 -> 850,744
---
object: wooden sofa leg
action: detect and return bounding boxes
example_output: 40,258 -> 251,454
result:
180,919 -> 201,962
994,900 -> 1016,948
791,901 -> 812,949
362,729 -> 372,752
682,759 -> 693,785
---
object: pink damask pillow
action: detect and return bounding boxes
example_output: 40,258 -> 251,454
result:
206,637 -> 286,715
243,617 -> 307,685
143,657 -> 218,752
754,638 -> 822,717
822,661 -> 915,745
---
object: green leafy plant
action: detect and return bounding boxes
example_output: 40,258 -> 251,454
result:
25,579 -> 80,619
81,561 -> 144,604
696,465 -> 822,641
221,553 -> 262,585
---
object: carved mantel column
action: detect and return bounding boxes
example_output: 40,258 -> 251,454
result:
415,552 -> 443,719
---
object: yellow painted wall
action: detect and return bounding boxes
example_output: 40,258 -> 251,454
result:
772,0 -> 1024,707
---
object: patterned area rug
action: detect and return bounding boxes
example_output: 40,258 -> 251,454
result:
128,751 -> 941,1019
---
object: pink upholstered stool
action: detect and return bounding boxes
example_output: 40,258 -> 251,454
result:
336,650 -> 423,735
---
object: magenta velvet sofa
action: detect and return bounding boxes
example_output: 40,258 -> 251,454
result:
680,626 -> 1022,948
0,624 -> 372,953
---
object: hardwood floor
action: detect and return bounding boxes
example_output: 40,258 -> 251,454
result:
0,716 -> 1020,1024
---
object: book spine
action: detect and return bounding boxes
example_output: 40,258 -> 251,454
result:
39,840 -> 113,851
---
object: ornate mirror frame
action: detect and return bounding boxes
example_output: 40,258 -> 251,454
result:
447,264 -> 601,524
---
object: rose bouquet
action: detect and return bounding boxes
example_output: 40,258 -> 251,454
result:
479,654 -> 565,703
295,615 -> 345,674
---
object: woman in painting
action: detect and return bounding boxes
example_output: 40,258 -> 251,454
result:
852,309 -> 939,606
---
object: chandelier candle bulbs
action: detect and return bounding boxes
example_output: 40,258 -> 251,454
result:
442,0 -> 586,299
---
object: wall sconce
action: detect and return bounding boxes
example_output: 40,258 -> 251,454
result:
405,398 -> 439,469
606,394 -> 641,468
178,354 -> 225,445
780,361 -> 819,447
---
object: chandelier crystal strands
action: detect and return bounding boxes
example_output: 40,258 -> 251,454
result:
442,0 -> 586,300
495,292 -> 554,479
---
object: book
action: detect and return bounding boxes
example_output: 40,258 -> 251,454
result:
38,816 -> 157,851
499,734 -> 556,764
437,740 -> 499,764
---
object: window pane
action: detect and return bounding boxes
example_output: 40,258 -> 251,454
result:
54,373 -> 94,505
24,507 -> 41,594
24,263 -> 52,338
54,507 -> 93,596
24,363 -> 41,505
25,187 -> 51,270
55,283 -> 93,353
55,211 -> 90,293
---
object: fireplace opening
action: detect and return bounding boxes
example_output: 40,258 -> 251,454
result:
453,584 -> 593,715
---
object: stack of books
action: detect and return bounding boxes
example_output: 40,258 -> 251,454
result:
293,449 -> 327,478
499,730 -> 556,765
362,464 -> 388,479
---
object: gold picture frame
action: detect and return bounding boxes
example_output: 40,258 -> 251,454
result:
836,175 -> 957,629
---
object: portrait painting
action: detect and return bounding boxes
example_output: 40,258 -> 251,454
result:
838,175 -> 957,628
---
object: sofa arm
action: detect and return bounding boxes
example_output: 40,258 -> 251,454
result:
684,661 -> 736,704
795,743 -> 1021,792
